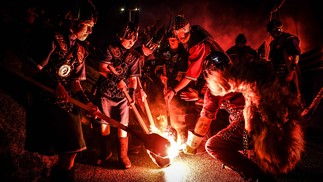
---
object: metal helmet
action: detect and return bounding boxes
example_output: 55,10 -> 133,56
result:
203,51 -> 231,71
119,21 -> 139,40
173,15 -> 189,30
266,19 -> 283,33
235,33 -> 247,44
143,25 -> 167,51
171,15 -> 191,43
64,0 -> 98,23
166,30 -> 176,38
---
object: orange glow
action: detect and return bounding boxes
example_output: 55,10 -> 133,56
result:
155,114 -> 181,159
162,160 -> 190,181
160,132 -> 180,159
145,114 -> 183,168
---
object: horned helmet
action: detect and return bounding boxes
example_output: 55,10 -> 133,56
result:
119,21 -> 140,41
64,0 -> 98,23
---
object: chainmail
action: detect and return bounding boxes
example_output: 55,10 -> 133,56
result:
220,110 -> 244,141
220,95 -> 250,157
242,130 -> 250,157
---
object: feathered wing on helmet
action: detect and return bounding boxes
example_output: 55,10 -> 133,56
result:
118,21 -> 139,41
139,25 -> 157,46
148,25 -> 168,51
154,16 -> 176,49
51,0 -> 97,31
165,15 -> 175,36
115,7 -> 140,40
140,23 -> 169,51
64,0 -> 98,23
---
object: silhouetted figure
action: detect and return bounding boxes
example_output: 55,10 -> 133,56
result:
24,1 -> 98,181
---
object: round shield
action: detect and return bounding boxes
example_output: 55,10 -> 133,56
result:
58,64 -> 72,77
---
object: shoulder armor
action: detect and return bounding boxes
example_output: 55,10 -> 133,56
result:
188,25 -> 211,47
189,25 -> 225,52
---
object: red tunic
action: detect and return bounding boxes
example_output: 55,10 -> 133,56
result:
184,43 -> 211,81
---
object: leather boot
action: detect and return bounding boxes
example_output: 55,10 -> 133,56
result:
128,125 -> 143,154
50,165 -> 74,182
96,135 -> 112,165
118,137 -> 131,169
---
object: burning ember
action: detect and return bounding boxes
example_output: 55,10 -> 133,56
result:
146,114 -> 184,168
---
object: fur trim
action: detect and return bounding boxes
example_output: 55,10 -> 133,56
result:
239,61 -> 305,175
205,58 -> 305,175
251,117 -> 304,175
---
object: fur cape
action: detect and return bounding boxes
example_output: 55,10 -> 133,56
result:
205,58 -> 305,175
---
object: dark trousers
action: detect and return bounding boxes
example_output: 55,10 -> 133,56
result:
205,120 -> 264,180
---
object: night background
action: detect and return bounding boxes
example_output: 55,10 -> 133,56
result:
93,0 -> 323,53
2,0 -> 322,51
0,0 -> 323,181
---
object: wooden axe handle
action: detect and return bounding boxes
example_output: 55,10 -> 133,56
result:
137,77 -> 156,129
2,64 -> 134,133
3,64 -> 173,159
122,88 -> 150,134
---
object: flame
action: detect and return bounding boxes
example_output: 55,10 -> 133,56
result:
147,114 -> 182,166
156,114 -> 168,131
160,132 -> 180,159
155,114 -> 182,157
150,124 -> 162,134
162,160 -> 190,181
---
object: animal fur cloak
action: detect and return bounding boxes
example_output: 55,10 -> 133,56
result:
205,58 -> 305,175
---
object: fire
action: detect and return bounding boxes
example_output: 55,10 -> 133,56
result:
162,160 -> 190,181
160,132 -> 180,159
146,114 -> 183,168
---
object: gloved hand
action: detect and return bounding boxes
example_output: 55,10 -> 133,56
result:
183,130 -> 204,155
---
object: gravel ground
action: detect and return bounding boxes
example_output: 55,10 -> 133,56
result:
1,49 -> 322,182
73,127 -> 323,182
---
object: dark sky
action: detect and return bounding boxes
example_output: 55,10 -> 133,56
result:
2,0 -> 322,53
97,0 -> 322,53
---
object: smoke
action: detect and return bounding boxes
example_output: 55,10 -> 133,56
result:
138,0 -> 322,53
